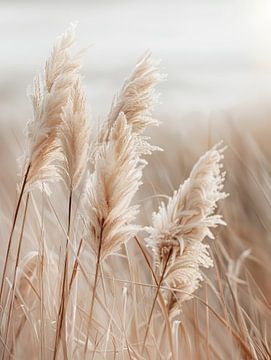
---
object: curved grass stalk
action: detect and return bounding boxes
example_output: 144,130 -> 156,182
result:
0,164 -> 31,306
141,248 -> 172,354
84,218 -> 104,355
2,192 -> 30,360
53,190 -> 73,360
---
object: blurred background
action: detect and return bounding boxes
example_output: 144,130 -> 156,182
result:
2,0 -> 271,122
1,0 -> 271,291
1,3 -> 271,357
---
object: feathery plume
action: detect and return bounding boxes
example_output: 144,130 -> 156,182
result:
83,112 -> 146,352
59,76 -> 90,191
146,144 -> 227,316
86,112 -> 145,259
0,26 -> 82,327
22,24 -> 82,193
53,77 -> 90,359
95,52 -> 163,157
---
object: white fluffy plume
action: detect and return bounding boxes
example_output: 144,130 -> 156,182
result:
22,24 -> 81,193
59,76 -> 90,191
85,112 -> 145,259
95,52 -> 163,157
146,145 -> 227,314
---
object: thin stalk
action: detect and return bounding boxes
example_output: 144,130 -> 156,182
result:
196,297 -> 253,358
123,243 -> 140,347
0,164 -> 30,305
2,192 -> 30,360
53,190 -> 73,360
134,236 -> 158,286
205,283 -> 210,360
39,190 -> 45,360
69,238 -> 83,292
39,246 -> 45,360
135,236 -> 174,357
193,299 -> 200,359
141,248 -> 172,354
84,218 -> 104,355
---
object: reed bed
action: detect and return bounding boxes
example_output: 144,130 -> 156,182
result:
0,26 -> 270,360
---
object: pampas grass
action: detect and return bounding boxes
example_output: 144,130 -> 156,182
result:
59,76 -> 90,192
95,52 -> 162,158
86,112 -> 145,260
24,23 -> 81,192
0,26 -> 270,360
146,145 -> 227,313
141,145 -> 226,351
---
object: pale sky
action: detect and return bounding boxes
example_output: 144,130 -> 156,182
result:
1,0 -> 271,123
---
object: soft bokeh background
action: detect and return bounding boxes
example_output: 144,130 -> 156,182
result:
2,0 -> 271,214
2,0 -> 271,186
1,3 -> 271,358
2,0 -> 271,122
1,0 -> 271,278
2,0 -> 271,248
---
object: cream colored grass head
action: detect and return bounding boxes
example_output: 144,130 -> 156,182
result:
22,24 -> 82,193
59,76 -> 90,191
85,112 -> 145,259
146,144 -> 227,313
3,24 -> 269,360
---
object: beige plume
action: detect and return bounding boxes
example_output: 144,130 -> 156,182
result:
94,52 -> 163,158
22,24 -> 82,193
146,145 -> 227,316
59,76 -> 90,191
86,112 -> 145,259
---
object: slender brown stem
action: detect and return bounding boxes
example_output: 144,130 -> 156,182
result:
53,190 -> 73,360
205,284 -> 210,360
39,190 -> 45,360
2,192 -> 30,360
134,236 -> 158,286
69,238 -> 83,292
135,236 -> 174,357
141,248 -> 172,354
84,218 -> 104,355
0,164 -> 30,306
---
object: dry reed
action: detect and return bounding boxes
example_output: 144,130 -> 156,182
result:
0,26 -> 270,360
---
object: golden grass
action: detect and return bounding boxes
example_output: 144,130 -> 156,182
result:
0,26 -> 270,360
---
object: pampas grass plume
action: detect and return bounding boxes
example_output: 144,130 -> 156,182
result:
146,145 -> 227,315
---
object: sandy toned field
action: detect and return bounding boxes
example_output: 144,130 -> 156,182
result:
1,2 -> 271,359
